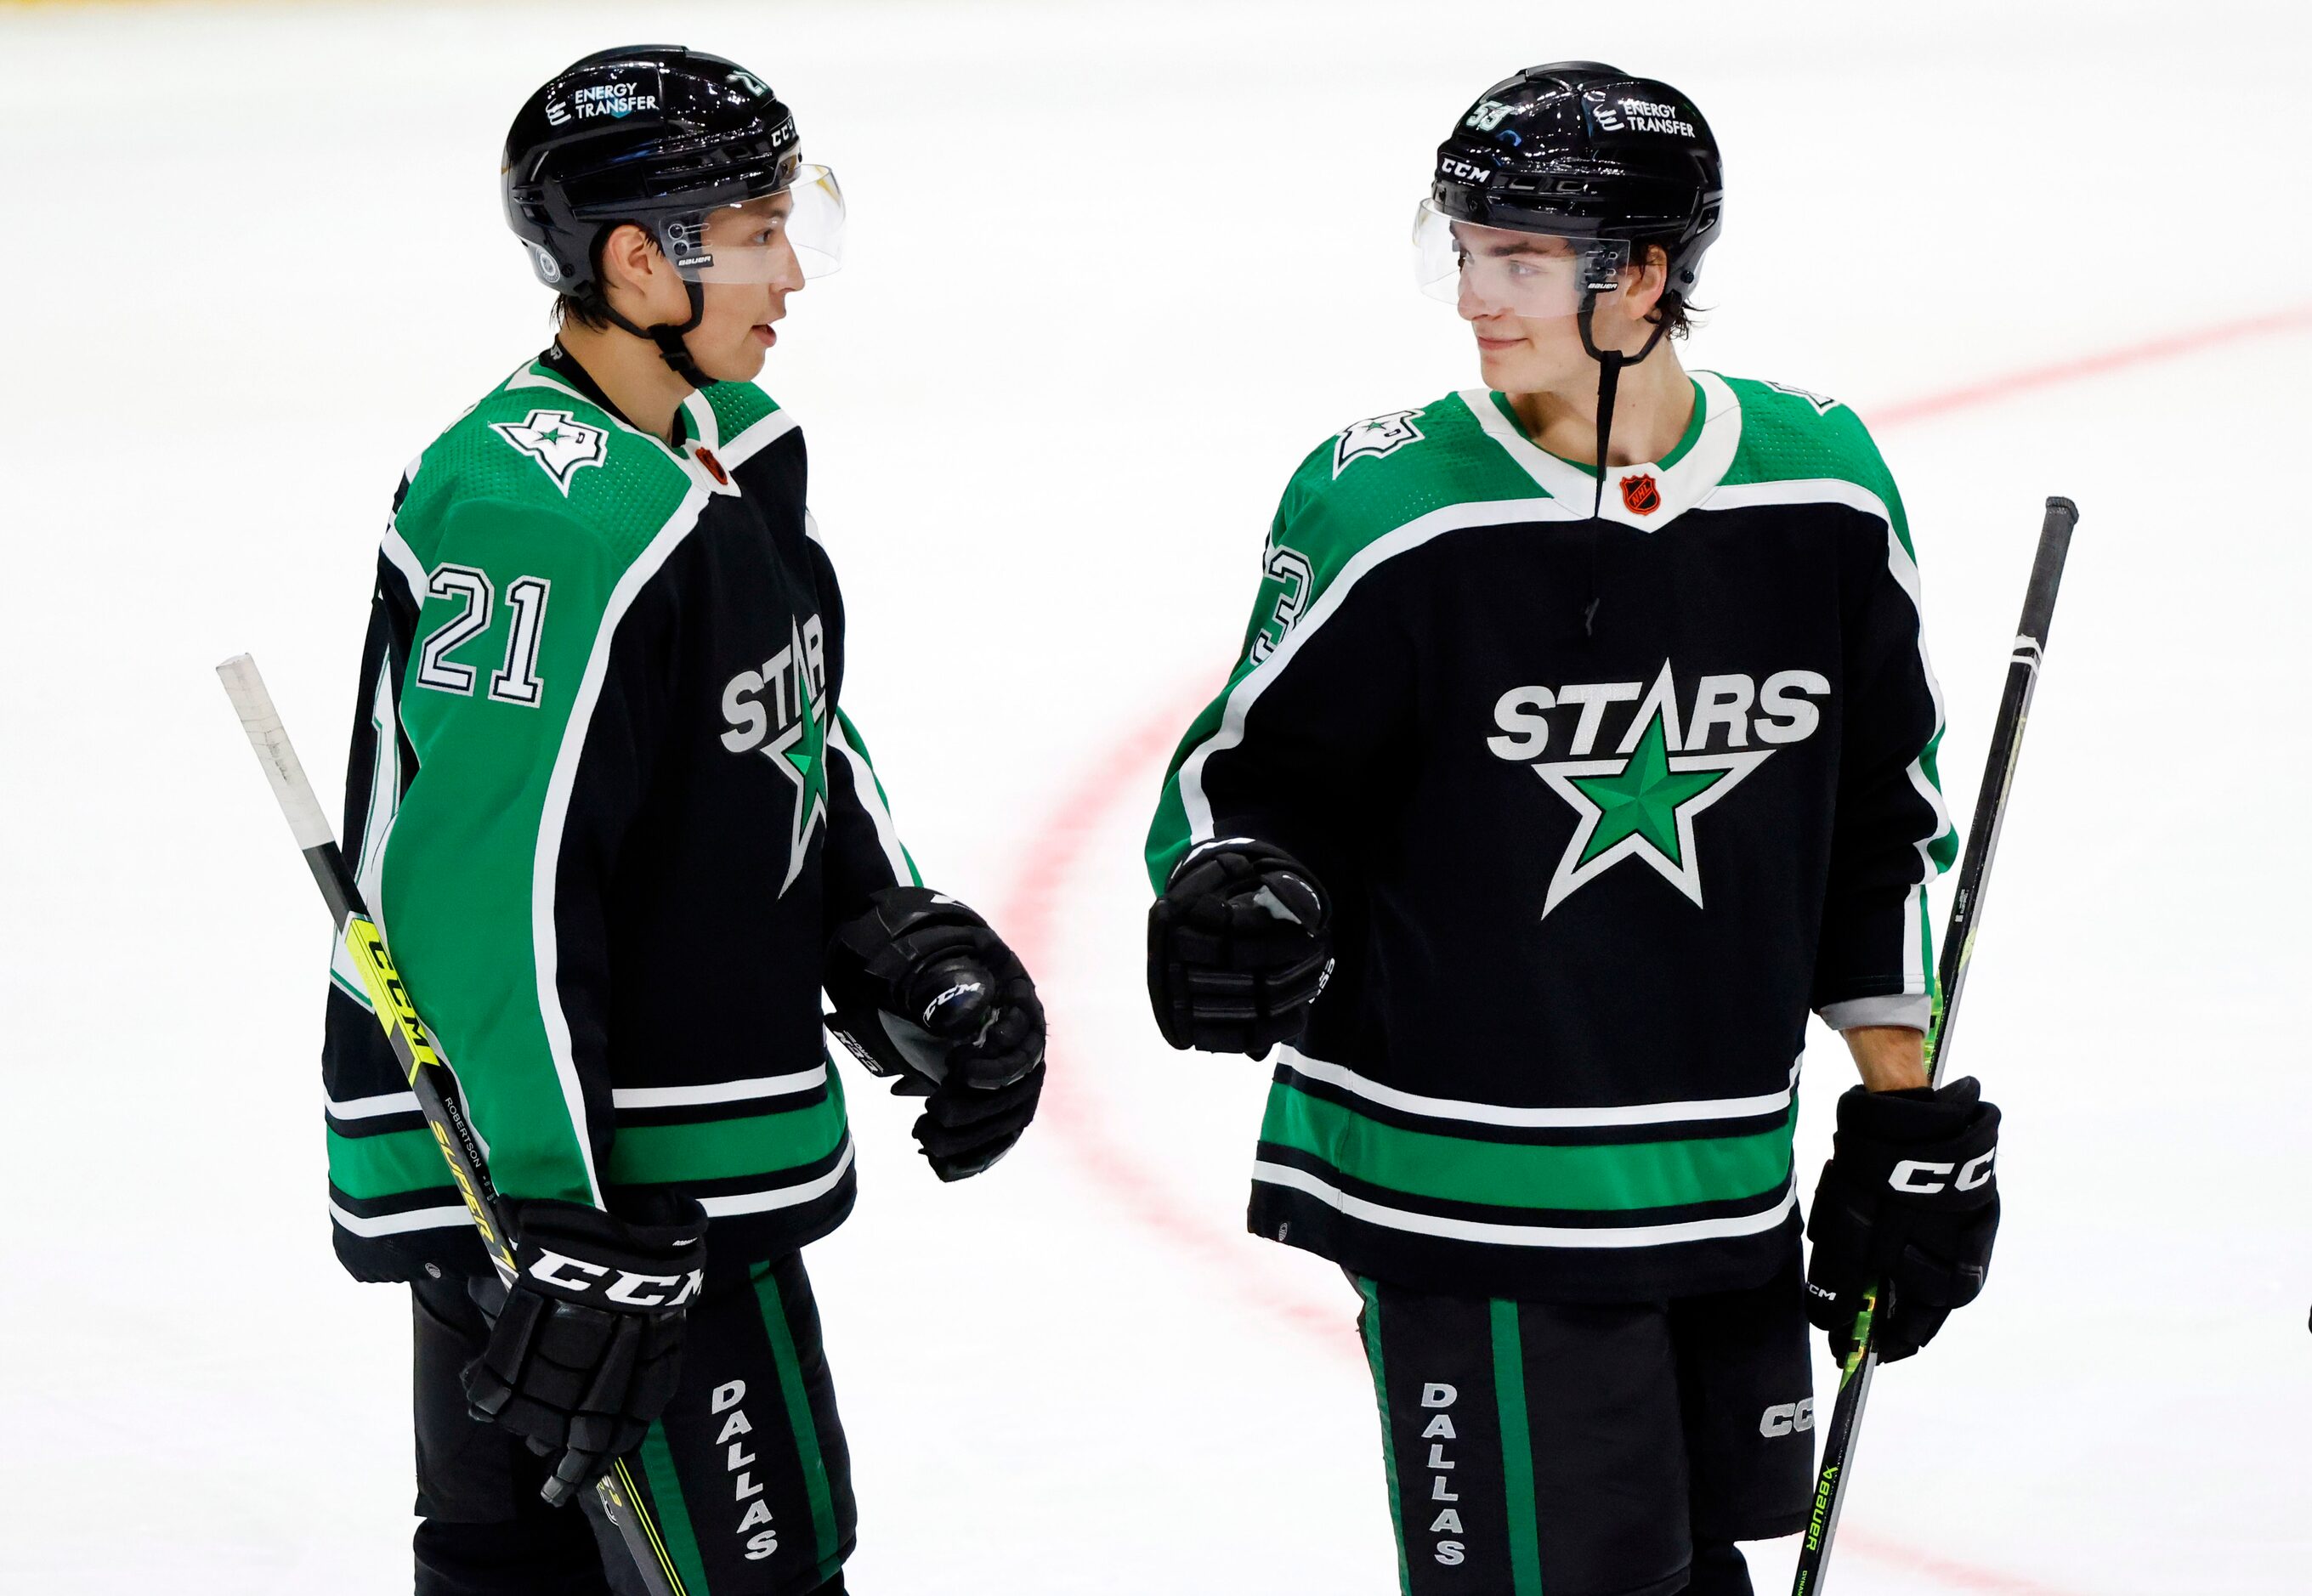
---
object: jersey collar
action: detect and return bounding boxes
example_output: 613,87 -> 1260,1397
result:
1463,370 -> 1742,530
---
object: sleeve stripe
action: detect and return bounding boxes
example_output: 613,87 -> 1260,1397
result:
326,1089 -> 423,1121
532,484 -> 714,1208
380,526 -> 427,607
1175,495 -> 1575,844
328,1198 -> 470,1237
332,651 -> 406,1005
828,713 -> 915,884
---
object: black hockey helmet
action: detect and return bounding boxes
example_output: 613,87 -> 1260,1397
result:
1423,61 -> 1722,304
502,45 -> 842,385
1415,63 -> 1724,554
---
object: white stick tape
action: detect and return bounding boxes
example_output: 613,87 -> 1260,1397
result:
216,654 -> 337,851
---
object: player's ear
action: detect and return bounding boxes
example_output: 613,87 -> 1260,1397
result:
598,222 -> 669,308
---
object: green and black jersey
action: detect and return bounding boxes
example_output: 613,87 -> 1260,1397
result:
1148,373 -> 1954,1302
322,348 -> 917,1282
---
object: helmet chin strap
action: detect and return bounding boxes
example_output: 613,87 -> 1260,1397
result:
1573,294 -> 1672,637
601,277 -> 715,391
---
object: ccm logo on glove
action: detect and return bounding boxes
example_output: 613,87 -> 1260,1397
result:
1888,1150 -> 1995,1194
527,1250 -> 706,1308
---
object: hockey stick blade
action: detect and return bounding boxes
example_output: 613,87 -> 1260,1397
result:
215,654 -> 690,1596
1788,497 -> 2077,1594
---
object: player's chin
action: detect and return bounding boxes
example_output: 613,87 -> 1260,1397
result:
1474,339 -> 1538,387
703,336 -> 771,384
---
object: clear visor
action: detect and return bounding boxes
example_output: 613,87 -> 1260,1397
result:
662,165 -> 846,286
1411,200 -> 1630,320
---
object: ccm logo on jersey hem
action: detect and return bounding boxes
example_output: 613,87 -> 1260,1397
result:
524,1251 -> 706,1308
1890,1151 -> 1995,1194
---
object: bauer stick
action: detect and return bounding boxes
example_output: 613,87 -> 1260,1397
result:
216,654 -> 689,1596
1789,496 -> 2077,1593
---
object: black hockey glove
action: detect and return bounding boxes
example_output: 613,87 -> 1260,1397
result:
1805,1077 -> 2000,1364
461,1197 -> 707,1505
824,886 -> 1047,1180
914,1061 -> 1046,1182
1147,838 -> 1331,1057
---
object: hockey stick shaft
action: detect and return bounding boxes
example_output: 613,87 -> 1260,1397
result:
215,654 -> 688,1596
1790,496 -> 2077,1594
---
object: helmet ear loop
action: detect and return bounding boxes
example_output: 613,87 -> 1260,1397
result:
596,252 -> 716,392
645,278 -> 713,389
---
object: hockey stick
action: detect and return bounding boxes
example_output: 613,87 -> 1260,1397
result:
215,654 -> 688,1596
1790,495 -> 2077,1594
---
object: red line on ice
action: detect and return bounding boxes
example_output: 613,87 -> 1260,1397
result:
992,301 -> 2311,1590
993,699 -> 1347,1344
1862,298 -> 2312,427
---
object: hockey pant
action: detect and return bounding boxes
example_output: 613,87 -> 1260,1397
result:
1353,1252 -> 1815,1596
413,1252 -> 855,1596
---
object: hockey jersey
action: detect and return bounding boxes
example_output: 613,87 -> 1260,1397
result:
321,348 -> 916,1282
1147,373 -> 1954,1302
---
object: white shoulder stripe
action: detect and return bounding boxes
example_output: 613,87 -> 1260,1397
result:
719,407 -> 799,470
1700,475 -> 1893,525
380,527 -> 427,607
1179,493 -> 1575,842
533,484 -> 715,1206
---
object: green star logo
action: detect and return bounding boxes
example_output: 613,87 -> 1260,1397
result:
1567,713 -> 1730,868
764,619 -> 830,893
1531,660 -> 1772,916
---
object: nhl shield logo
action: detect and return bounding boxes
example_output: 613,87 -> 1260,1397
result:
1620,473 -> 1662,515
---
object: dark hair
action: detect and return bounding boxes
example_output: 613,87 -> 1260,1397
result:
552,290 -> 612,331
1634,241 -> 1697,340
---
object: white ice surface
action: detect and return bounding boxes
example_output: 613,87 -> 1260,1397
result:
2,2 -> 2309,1591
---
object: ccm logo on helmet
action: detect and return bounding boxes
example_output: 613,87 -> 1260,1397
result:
528,1251 -> 706,1308
1759,1399 -> 1815,1438
1889,1151 -> 1995,1194
1439,156 -> 1492,184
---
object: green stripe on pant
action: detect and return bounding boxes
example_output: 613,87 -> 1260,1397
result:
1357,1276 -> 1416,1596
751,1262 -> 843,1582
1488,1301 -> 1545,1594
635,1435 -> 712,1595
612,1253 -> 853,1593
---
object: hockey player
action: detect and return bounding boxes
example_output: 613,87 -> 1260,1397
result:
1145,64 -> 2001,1596
322,47 -> 1046,1596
